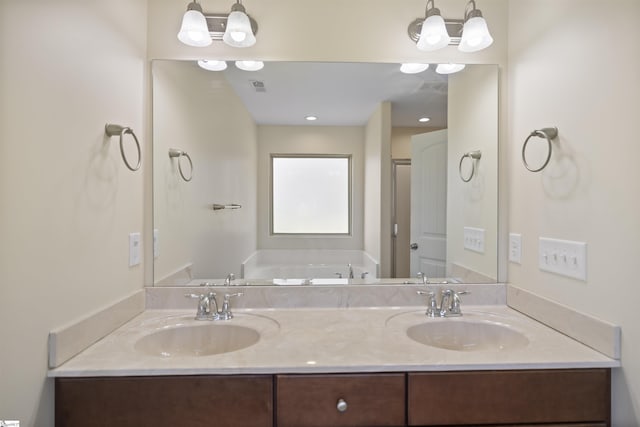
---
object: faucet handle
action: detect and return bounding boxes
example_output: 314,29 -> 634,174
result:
417,290 -> 438,317
218,292 -> 244,320
184,293 -> 212,320
449,290 -> 470,315
223,292 -> 244,302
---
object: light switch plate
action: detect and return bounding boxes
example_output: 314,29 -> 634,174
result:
538,237 -> 587,281
129,232 -> 141,267
509,233 -> 522,264
464,227 -> 485,253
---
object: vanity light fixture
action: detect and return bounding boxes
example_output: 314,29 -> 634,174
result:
235,60 -> 264,71
419,117 -> 431,123
305,116 -> 318,121
177,0 -> 258,48
435,63 -> 466,74
416,0 -> 450,51
407,0 -> 492,53
400,63 -> 430,74
458,0 -> 493,52
177,1 -> 212,47
197,59 -> 228,71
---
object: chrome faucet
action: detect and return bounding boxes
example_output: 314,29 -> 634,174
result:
185,290 -> 243,320
417,288 -> 470,317
347,263 -> 354,279
417,272 -> 428,284
224,273 -> 236,286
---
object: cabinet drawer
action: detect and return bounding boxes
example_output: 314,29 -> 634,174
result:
56,375 -> 273,427
276,373 -> 405,427
408,369 -> 610,426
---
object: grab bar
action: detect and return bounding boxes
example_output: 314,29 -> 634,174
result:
104,123 -> 141,171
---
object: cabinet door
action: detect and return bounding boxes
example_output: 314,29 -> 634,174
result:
56,375 -> 273,427
277,373 -> 405,427
408,369 -> 610,426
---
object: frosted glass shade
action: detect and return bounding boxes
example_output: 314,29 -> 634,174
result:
197,60 -> 227,71
400,63 -> 429,74
416,14 -> 450,51
223,11 -> 256,47
459,16 -> 493,52
435,63 -> 466,74
177,9 -> 212,47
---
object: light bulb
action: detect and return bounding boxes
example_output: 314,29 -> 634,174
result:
400,63 -> 430,74
223,8 -> 256,48
235,60 -> 264,71
197,60 -> 228,71
435,63 -> 466,74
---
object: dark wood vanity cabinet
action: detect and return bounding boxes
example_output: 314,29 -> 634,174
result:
55,375 -> 273,427
55,369 -> 611,427
407,369 -> 611,426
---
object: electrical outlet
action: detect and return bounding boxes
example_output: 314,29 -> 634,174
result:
538,237 -> 587,281
153,229 -> 159,259
129,232 -> 141,267
463,227 -> 485,253
509,233 -> 522,264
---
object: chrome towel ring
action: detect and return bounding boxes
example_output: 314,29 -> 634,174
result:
522,127 -> 558,172
459,150 -> 482,182
168,148 -> 193,182
105,123 -> 141,171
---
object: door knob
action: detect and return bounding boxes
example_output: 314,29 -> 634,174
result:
410,243 -> 419,250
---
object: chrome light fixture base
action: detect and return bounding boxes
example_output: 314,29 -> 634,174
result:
203,13 -> 258,41
408,18 -> 464,46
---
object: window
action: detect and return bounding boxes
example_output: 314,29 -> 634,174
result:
271,155 -> 351,234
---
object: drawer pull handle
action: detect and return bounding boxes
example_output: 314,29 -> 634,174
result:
336,398 -> 348,412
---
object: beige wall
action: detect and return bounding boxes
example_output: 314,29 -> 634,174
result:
447,65 -> 499,280
391,127 -> 444,159
507,1 -> 640,424
256,125 -> 365,250
364,103 -> 392,276
0,1 -> 147,425
152,60 -> 257,282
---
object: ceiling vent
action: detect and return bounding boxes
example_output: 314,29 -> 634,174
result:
250,80 -> 266,93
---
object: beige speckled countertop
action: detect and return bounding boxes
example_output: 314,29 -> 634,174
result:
48,305 -> 618,377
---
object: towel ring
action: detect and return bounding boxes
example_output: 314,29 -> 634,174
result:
522,127 -> 558,172
168,148 -> 193,182
105,123 -> 141,171
458,150 -> 482,182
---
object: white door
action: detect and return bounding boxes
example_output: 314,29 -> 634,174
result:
410,130 -> 447,278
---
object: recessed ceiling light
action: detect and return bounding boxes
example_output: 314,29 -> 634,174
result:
400,63 -> 430,74
235,60 -> 264,71
305,116 -> 318,121
419,117 -> 431,123
197,59 -> 227,71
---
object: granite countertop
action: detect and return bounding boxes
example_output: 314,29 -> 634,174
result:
48,305 -> 618,377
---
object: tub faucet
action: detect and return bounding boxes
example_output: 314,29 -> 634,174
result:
417,272 -> 428,284
224,273 -> 235,286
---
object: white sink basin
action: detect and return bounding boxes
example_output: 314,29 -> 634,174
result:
135,324 -> 260,357
406,319 -> 530,352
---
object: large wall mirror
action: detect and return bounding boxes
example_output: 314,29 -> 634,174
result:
152,60 -> 498,286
